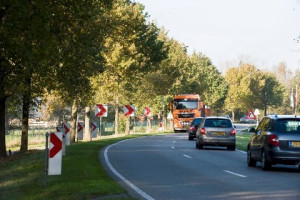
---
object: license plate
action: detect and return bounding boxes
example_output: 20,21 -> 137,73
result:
289,141 -> 300,147
214,132 -> 225,136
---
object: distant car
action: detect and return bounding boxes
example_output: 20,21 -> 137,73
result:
247,115 -> 300,170
240,115 -> 256,123
188,117 -> 203,140
195,116 -> 236,150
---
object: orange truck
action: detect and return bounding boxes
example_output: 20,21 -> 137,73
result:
169,94 -> 211,132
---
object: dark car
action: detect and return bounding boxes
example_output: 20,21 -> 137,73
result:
188,117 -> 203,140
195,116 -> 236,150
247,115 -> 300,170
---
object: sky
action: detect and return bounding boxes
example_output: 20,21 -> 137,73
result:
136,0 -> 300,73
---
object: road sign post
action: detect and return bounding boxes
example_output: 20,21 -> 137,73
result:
254,109 -> 260,127
95,104 -> 108,137
48,132 -> 63,176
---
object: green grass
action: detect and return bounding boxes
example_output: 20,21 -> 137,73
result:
236,132 -> 253,151
0,135 -> 148,200
1,131 -> 251,200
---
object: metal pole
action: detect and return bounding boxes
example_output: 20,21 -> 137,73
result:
134,116 -> 136,134
100,117 -> 102,136
44,132 -> 49,187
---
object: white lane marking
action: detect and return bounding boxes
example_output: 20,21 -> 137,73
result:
171,146 -> 175,149
224,170 -> 247,178
173,141 -> 176,143
104,140 -> 155,200
183,154 -> 192,159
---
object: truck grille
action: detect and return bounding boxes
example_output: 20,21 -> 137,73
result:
178,113 -> 195,118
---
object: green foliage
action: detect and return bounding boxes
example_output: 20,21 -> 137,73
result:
225,64 -> 284,116
0,138 -> 138,200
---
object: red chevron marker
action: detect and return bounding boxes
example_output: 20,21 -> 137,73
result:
50,133 -> 62,158
144,107 -> 151,117
91,123 -> 97,132
95,104 -> 108,117
124,105 -> 135,116
77,122 -> 83,133
63,124 -> 70,135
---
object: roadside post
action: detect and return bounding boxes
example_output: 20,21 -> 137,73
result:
91,122 -> 98,139
48,132 -> 63,176
77,122 -> 84,140
124,105 -> 135,134
56,125 -> 66,156
254,109 -> 260,127
44,132 -> 49,186
144,107 -> 151,133
95,104 -> 108,136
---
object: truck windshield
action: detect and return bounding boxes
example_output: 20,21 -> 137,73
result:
174,99 -> 198,109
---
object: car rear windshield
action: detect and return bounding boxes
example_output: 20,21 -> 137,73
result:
204,119 -> 232,128
192,118 -> 203,125
275,119 -> 300,133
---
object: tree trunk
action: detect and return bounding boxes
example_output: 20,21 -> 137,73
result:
0,96 -> 7,157
20,92 -> 30,152
231,111 -> 235,122
84,106 -> 90,140
125,116 -> 130,135
20,68 -> 32,152
114,105 -> 119,135
71,100 -> 78,143
264,106 -> 267,116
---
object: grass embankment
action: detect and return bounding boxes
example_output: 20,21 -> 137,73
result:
0,131 -> 252,200
0,135 -> 143,200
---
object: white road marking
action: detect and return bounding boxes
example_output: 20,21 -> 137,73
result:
172,141 -> 176,143
171,146 -> 175,149
224,170 -> 247,178
183,154 -> 192,159
104,140 -> 155,200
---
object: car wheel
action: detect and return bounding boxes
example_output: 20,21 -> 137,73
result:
261,150 -> 271,170
198,143 -> 203,150
227,145 -> 236,151
247,148 -> 256,167
195,140 -> 199,149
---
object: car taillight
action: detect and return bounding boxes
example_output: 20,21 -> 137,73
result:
200,128 -> 206,135
269,134 -> 279,146
190,127 -> 196,132
230,129 -> 236,136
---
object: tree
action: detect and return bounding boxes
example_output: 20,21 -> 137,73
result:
92,0 -> 166,134
257,72 -> 284,115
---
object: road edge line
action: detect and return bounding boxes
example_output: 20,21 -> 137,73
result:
104,140 -> 156,200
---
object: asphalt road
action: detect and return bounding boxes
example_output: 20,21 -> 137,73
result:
101,133 -> 300,200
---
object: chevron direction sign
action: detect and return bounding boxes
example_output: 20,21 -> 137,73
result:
144,107 -> 151,117
124,105 -> 135,117
91,122 -> 97,138
63,123 -> 71,145
77,122 -> 84,140
95,104 -> 108,117
48,132 -> 63,175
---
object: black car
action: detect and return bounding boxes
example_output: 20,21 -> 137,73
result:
247,115 -> 300,170
188,117 -> 203,140
195,116 -> 236,150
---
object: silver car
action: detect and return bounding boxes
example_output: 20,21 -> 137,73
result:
195,116 -> 236,150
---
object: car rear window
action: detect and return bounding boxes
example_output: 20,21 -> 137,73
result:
192,118 -> 203,125
204,119 -> 232,128
275,119 -> 300,133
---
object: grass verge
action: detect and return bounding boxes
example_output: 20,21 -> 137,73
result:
236,132 -> 252,151
0,135 -> 149,200
1,131 -> 251,200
